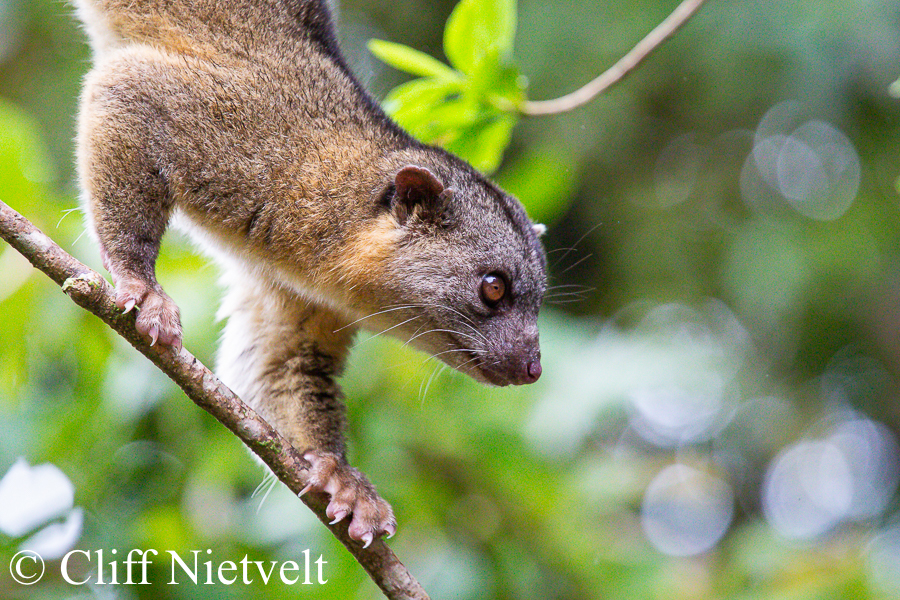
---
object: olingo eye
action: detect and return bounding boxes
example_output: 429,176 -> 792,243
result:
480,273 -> 506,306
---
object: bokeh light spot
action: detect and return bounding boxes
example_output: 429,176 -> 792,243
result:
742,103 -> 860,220
641,464 -> 734,557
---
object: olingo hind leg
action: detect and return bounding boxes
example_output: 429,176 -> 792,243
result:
216,279 -> 396,544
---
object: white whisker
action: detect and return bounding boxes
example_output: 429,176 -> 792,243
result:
356,315 -> 422,345
556,252 -> 593,276
251,472 -> 278,514
407,328 -> 482,346
419,363 -> 447,407
551,222 -> 602,269
332,305 -> 417,333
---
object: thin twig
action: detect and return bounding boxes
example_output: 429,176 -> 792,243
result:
0,200 -> 430,600
520,0 -> 708,116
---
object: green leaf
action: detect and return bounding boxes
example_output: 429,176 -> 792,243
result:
372,0 -> 526,173
367,40 -> 460,80
447,114 -> 517,173
384,78 -> 466,132
444,0 -> 517,74
495,148 -> 578,224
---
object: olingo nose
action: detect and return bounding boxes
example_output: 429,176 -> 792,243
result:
524,359 -> 542,383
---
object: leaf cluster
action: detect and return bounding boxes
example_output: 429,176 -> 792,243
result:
369,0 -> 525,173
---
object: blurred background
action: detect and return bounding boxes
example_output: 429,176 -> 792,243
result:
2,0 -> 900,598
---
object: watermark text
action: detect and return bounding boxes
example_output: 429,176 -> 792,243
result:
11,548 -> 328,586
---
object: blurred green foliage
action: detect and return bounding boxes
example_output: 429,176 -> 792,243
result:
2,0 -> 900,599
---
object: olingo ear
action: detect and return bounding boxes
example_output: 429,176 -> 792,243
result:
392,165 -> 452,225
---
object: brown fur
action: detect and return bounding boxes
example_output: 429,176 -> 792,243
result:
74,0 -> 547,544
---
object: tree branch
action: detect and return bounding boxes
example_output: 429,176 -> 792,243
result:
520,0 -> 708,116
0,200 -> 430,600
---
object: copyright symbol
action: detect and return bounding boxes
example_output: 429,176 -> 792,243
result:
10,550 -> 45,585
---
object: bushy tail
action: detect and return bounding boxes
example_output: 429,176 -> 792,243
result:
73,0 -> 338,59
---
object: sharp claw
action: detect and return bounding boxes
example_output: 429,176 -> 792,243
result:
361,533 -> 374,549
298,484 -> 313,498
122,299 -> 136,313
384,524 -> 396,539
329,510 -> 349,525
148,325 -> 159,347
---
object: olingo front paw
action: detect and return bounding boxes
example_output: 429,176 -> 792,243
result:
113,275 -> 183,351
299,451 -> 396,547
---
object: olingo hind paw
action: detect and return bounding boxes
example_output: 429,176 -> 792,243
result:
299,451 -> 396,547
